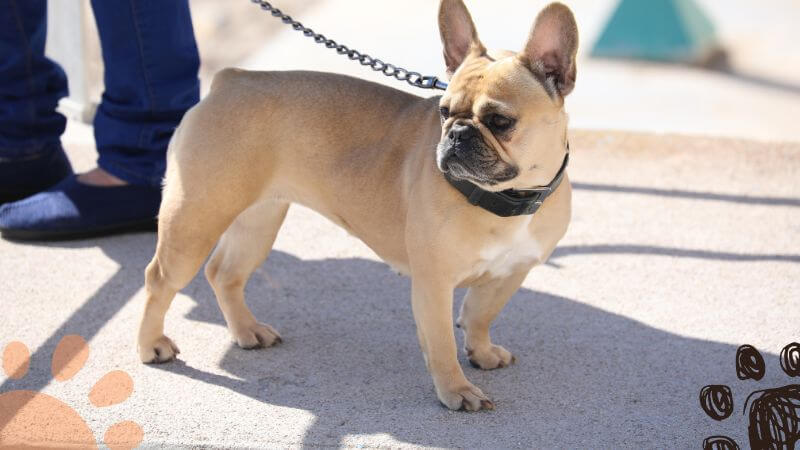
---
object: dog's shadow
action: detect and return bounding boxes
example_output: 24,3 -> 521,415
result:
150,249 -> 777,447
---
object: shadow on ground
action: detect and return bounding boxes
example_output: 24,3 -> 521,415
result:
162,249 -> 788,447
714,66 -> 800,96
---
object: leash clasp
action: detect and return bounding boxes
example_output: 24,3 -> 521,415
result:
418,76 -> 448,91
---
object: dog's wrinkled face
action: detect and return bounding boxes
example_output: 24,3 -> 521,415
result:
436,1 -> 578,191
435,55 -> 521,186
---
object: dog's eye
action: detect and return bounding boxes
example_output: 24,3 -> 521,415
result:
487,114 -> 515,132
439,107 -> 450,119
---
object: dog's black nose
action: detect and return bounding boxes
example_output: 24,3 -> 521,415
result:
449,123 -> 478,142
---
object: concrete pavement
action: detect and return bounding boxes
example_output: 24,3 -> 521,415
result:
2,127 -> 799,447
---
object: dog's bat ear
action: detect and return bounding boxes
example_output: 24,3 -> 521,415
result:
521,2 -> 579,97
438,0 -> 485,76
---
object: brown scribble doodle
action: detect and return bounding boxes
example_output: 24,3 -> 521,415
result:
780,343 -> 800,377
737,344 -> 765,381
702,435 -> 740,450
700,343 -> 800,450
745,385 -> 800,449
700,385 -> 734,421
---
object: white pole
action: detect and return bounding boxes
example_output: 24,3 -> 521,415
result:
45,0 -> 96,124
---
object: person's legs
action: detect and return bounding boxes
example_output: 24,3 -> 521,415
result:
0,0 -> 200,240
91,0 -> 200,187
0,0 -> 73,203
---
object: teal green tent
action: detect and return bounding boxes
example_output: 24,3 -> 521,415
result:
591,0 -> 720,64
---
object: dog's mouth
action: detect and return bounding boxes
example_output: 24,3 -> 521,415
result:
437,145 -> 518,186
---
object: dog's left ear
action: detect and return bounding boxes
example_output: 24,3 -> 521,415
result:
521,2 -> 579,97
438,0 -> 485,76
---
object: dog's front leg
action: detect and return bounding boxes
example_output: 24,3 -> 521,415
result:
410,276 -> 494,411
458,269 -> 528,370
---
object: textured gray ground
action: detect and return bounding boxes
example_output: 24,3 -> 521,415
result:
1,129 -> 798,448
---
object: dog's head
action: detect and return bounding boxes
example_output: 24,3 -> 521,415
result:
435,0 -> 578,191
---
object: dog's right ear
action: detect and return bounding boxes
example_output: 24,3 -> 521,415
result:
438,0 -> 485,76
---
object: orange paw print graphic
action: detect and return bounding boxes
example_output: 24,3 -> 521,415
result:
1,335 -> 143,449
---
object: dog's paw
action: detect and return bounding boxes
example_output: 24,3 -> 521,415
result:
436,381 -> 495,411
138,335 -> 180,364
233,322 -> 282,349
467,344 -> 515,370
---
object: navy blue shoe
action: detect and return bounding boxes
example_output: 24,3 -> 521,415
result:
0,175 -> 160,241
0,147 -> 73,204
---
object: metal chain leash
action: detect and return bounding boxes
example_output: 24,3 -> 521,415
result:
250,0 -> 449,90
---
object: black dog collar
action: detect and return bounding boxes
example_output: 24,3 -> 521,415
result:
444,143 -> 569,217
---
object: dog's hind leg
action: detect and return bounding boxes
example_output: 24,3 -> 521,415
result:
204,199 -> 289,349
138,179 -> 251,363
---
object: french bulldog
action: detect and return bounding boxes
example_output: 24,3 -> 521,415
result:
138,0 -> 578,411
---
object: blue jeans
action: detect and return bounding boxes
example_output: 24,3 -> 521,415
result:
0,0 -> 199,187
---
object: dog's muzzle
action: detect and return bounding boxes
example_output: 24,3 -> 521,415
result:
436,124 -> 517,185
